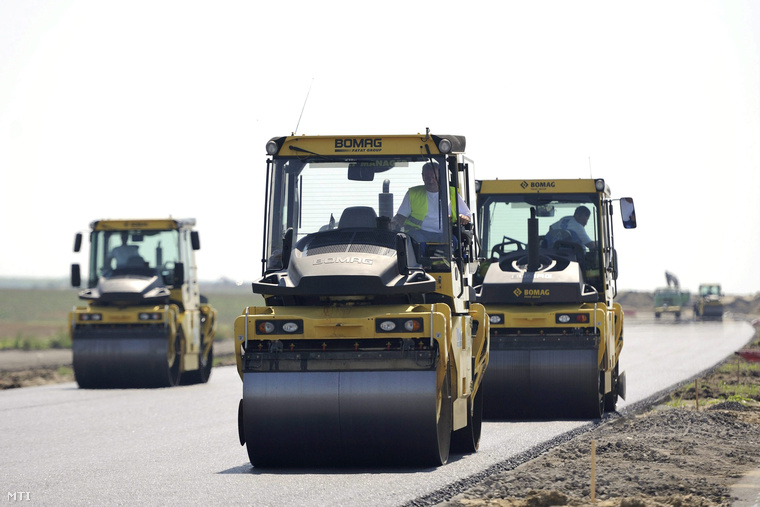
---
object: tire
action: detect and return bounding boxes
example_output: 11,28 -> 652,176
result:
164,333 -> 182,387
431,367 -> 453,466
451,382 -> 483,454
603,364 -> 619,413
181,337 -> 213,385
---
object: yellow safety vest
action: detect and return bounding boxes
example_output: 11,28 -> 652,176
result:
404,186 -> 459,230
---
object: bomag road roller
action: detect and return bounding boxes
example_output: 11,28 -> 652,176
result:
69,218 -> 217,388
694,283 -> 724,321
235,131 -> 489,467
475,179 -> 636,419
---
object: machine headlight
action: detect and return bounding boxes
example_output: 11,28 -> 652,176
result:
257,321 -> 276,334
282,321 -> 300,333
437,138 -> 452,154
377,318 -> 423,333
489,314 -> 504,325
266,140 -> 279,155
138,312 -> 162,321
595,179 -> 606,191
404,319 -> 422,332
80,313 -> 102,321
255,319 -> 303,335
555,313 -> 589,324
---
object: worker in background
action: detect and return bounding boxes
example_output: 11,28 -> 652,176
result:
547,205 -> 597,250
391,161 -> 471,243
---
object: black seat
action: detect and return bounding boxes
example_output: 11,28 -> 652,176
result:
338,206 -> 378,229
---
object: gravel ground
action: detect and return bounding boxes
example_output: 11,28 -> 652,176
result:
427,326 -> 760,507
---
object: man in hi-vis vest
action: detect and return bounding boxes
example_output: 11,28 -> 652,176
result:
391,161 -> 471,243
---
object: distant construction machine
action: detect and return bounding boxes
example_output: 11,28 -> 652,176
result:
475,178 -> 636,419
694,283 -> 724,321
235,132 -> 489,467
654,271 -> 690,320
70,218 -> 217,388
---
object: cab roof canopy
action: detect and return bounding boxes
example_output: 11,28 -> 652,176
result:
91,218 -> 196,231
266,133 -> 466,158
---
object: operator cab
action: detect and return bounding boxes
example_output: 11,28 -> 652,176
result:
256,147 -> 476,304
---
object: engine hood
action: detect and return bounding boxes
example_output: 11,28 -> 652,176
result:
253,229 -> 435,297
79,274 -> 171,305
476,253 -> 598,305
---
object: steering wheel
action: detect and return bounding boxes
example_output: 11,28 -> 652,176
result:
552,240 -> 585,261
490,236 -> 526,260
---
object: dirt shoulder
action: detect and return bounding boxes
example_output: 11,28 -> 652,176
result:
428,324 -> 760,507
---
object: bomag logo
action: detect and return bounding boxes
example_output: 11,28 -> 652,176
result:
314,257 -> 373,266
514,287 -> 550,298
521,181 -> 556,190
335,138 -> 383,153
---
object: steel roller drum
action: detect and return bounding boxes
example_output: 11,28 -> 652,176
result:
481,348 -> 600,419
72,328 -> 176,388
241,370 -> 450,467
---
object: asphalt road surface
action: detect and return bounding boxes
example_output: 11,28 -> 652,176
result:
1,318 -> 753,506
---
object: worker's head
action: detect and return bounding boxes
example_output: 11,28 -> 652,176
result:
120,232 -> 129,245
421,162 -> 440,192
574,206 -> 591,226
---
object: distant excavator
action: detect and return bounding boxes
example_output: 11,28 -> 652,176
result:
654,271 -> 690,320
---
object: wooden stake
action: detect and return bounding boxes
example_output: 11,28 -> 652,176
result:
695,379 -> 699,411
591,439 -> 596,503
737,356 -> 741,384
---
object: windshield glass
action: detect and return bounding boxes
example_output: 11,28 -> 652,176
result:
478,193 -> 602,288
265,156 -> 457,271
88,228 -> 180,286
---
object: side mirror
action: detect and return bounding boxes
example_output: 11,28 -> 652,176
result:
71,264 -> 81,287
191,231 -> 201,250
174,262 -> 185,286
74,233 -> 82,253
620,198 -> 637,229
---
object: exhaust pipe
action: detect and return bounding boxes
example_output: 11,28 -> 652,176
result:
527,208 -> 539,272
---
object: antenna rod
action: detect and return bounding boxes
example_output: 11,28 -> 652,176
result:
294,78 -> 314,135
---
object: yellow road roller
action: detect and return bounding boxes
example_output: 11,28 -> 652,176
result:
235,131 -> 489,467
475,179 -> 636,419
70,218 -> 217,388
694,283 -> 724,321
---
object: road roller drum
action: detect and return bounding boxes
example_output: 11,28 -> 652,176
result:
239,370 -> 451,467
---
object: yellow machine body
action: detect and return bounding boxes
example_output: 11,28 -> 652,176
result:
69,218 -> 217,388
476,178 -> 636,418
236,132 -> 488,466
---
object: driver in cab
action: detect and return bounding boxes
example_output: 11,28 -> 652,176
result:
547,205 -> 597,250
391,161 -> 471,243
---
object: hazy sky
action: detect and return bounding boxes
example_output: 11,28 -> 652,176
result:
2,1 -> 759,295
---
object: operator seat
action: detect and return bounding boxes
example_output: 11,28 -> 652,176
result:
338,206 -> 378,229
